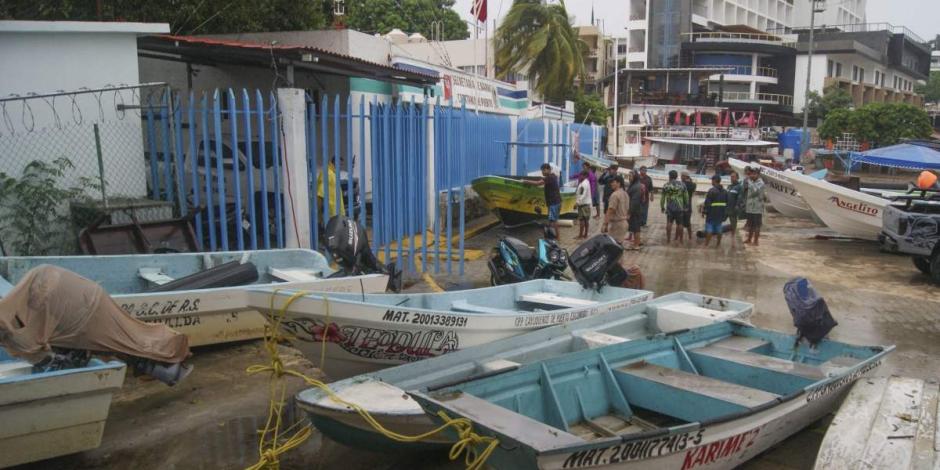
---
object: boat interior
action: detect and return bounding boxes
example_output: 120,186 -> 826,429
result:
0,249 -> 330,295
415,322 -> 885,451
278,280 -> 651,315
0,347 -> 117,381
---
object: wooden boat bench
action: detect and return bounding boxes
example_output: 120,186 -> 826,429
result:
614,361 -> 781,422
138,267 -> 175,286
268,267 -> 326,283
574,331 -> 630,349
517,293 -> 598,309
450,300 -> 518,315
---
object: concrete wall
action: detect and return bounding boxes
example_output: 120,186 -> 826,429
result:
793,54 -> 828,112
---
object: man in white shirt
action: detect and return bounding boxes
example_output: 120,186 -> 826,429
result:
575,170 -> 592,239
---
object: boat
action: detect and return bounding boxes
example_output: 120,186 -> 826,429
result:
293,292 -> 754,450
814,376 -> 938,469
0,348 -> 126,467
410,321 -> 892,470
249,280 -> 654,379
644,166 -> 729,194
471,175 -> 577,227
787,171 -> 891,240
727,158 -> 825,220
0,249 -> 390,347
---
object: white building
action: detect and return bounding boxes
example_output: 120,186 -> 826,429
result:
792,0 -> 867,29
0,20 -> 169,198
932,50 -> 940,73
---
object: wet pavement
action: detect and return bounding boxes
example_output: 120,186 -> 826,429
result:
20,197 -> 939,470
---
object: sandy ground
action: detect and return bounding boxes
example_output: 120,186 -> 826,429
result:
14,198 -> 940,470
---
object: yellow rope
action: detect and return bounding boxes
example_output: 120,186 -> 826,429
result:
245,289 -> 499,470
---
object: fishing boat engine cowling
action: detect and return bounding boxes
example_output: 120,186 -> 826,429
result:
568,234 -> 640,291
323,216 -> 402,292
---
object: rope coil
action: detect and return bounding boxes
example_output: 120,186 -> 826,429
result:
245,289 -> 499,470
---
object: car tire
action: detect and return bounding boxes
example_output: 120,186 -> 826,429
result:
931,252 -> 940,285
913,256 -> 932,275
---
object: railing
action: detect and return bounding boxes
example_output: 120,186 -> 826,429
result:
683,31 -> 794,46
629,14 -> 646,21
642,126 -> 762,141
708,65 -> 778,78
769,22 -> 926,45
719,92 -> 793,106
624,91 -> 720,107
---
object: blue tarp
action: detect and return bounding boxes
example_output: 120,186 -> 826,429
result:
852,143 -> 940,170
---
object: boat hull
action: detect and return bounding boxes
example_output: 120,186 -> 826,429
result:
728,159 -> 817,220
645,170 -> 727,193
787,172 -> 889,240
471,176 -> 577,227
0,352 -> 126,468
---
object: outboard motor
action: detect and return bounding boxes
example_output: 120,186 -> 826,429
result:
568,234 -> 637,291
783,277 -> 837,347
488,225 -> 569,286
323,216 -> 402,292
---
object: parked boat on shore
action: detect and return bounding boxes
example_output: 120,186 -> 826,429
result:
728,158 -> 824,220
644,167 -> 729,193
0,249 -> 390,346
0,348 -> 126,468
293,292 -> 753,450
249,280 -> 654,379
471,175 -> 577,227
787,171 -> 890,240
411,321 -> 891,470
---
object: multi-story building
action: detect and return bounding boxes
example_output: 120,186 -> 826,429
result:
792,23 -> 930,112
931,50 -> 940,73
792,0 -> 866,29
575,25 -> 610,93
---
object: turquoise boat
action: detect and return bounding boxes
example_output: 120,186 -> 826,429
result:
294,292 -> 754,451
411,322 -> 892,470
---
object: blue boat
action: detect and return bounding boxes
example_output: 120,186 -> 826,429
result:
0,348 -> 126,467
410,321 -> 891,469
293,292 -> 754,451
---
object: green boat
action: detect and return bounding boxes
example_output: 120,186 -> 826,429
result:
471,175 -> 577,227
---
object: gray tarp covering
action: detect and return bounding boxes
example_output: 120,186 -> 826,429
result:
0,264 -> 189,363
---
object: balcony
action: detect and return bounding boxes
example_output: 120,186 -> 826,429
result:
643,126 -> 761,142
706,65 -> 779,84
684,32 -> 796,47
720,92 -> 793,107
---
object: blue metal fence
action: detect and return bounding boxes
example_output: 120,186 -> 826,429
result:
143,89 -> 285,252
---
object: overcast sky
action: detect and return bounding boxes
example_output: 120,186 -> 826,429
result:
452,0 -> 940,43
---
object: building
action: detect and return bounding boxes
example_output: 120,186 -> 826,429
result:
792,23 -> 930,112
575,25 -> 610,93
932,50 -> 940,73
388,31 -> 495,78
792,0 -> 867,29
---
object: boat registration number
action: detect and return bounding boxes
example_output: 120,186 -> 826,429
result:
560,429 -> 704,469
382,309 -> 468,328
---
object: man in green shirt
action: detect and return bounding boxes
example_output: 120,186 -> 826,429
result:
660,170 -> 689,245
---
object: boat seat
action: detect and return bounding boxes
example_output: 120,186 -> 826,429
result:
477,359 -> 520,374
518,293 -> 598,309
574,331 -> 629,349
428,392 -> 584,449
0,359 -> 33,379
269,267 -> 325,282
691,345 -> 828,381
138,267 -> 175,286
706,336 -> 769,352
450,300 -> 517,315
618,362 -> 780,408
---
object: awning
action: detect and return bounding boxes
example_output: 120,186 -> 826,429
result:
853,142 -> 940,170
645,137 -> 776,147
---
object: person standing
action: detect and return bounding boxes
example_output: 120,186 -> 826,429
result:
743,167 -> 768,246
680,171 -> 697,243
602,176 -> 629,243
638,166 -> 654,227
588,164 -> 601,218
725,171 -> 743,246
702,175 -> 729,248
660,170 -> 689,244
598,164 -> 619,213
625,171 -> 647,249
525,163 -> 563,235
575,171 -> 592,239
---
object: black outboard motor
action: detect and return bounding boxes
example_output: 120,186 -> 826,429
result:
568,234 -> 628,291
783,277 -> 837,347
323,216 -> 402,292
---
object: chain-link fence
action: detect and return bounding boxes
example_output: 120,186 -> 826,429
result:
0,83 -> 171,255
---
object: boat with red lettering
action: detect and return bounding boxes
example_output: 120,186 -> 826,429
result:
0,249 -> 390,346
248,280 -> 656,380
290,292 -> 754,450
787,171 -> 891,240
410,320 -> 891,470
727,158 -> 826,220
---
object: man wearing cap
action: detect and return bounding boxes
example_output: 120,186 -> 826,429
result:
598,164 -> 619,213
603,175 -> 629,242
638,166 -> 654,227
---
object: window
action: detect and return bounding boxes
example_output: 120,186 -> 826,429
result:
874,70 -> 880,87
859,68 -> 865,83
827,60 -> 834,77
894,76 -> 898,89
852,65 -> 859,82
880,73 -> 885,87
836,62 -> 842,77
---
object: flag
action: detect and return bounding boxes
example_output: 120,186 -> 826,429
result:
471,0 -> 487,22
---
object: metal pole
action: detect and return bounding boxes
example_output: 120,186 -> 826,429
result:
613,37 -> 620,154
800,0 -> 819,160
93,123 -> 108,208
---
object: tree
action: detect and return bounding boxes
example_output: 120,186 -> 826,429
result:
805,85 -> 854,122
570,90 -> 610,126
915,71 -> 940,103
0,0 -> 329,34
344,0 -> 468,40
495,0 -> 585,103
817,103 -> 932,147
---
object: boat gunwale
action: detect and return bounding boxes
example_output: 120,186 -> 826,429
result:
0,356 -> 125,385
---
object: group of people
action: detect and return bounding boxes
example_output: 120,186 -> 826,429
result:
532,160 -> 768,249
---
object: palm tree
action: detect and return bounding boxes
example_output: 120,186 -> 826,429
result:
495,0 -> 585,103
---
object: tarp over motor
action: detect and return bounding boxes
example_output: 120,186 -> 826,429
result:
0,264 -> 190,364
852,141 -> 940,171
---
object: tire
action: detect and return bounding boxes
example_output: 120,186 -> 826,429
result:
931,252 -> 940,285
913,256 -> 931,275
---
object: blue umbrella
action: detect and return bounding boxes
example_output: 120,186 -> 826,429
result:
852,142 -> 940,170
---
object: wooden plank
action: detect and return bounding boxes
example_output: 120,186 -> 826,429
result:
574,331 -> 629,349
519,292 -> 598,308
708,336 -> 769,352
860,376 -> 925,469
138,267 -> 174,285
617,362 -> 779,408
693,345 -> 828,380
814,378 -> 888,470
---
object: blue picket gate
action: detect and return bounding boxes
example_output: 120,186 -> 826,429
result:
143,89 -> 285,252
